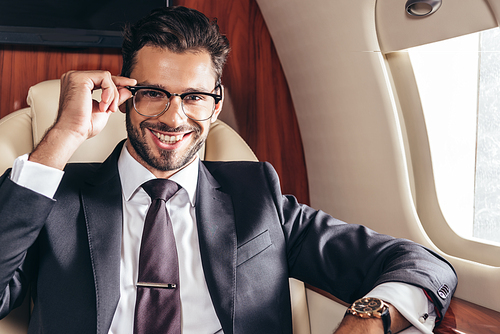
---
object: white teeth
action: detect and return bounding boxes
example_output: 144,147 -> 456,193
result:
154,131 -> 184,144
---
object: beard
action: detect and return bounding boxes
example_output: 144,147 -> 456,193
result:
126,111 -> 206,172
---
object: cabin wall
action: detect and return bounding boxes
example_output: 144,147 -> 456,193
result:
257,0 -> 500,314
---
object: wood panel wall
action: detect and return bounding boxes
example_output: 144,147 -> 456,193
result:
0,0 -> 309,204
0,46 -> 123,117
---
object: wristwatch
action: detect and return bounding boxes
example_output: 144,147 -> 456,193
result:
346,297 -> 392,334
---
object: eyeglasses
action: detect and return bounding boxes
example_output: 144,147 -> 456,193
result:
126,85 -> 222,121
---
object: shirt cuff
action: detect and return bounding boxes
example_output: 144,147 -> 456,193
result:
10,154 -> 64,199
365,282 -> 436,334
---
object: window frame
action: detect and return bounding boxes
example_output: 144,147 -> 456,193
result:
384,50 -> 500,267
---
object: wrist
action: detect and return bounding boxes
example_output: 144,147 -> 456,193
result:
29,126 -> 86,170
336,314 -> 386,334
345,297 -> 392,334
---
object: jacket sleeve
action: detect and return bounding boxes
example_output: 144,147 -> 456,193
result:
0,170 -> 55,319
262,162 -> 458,321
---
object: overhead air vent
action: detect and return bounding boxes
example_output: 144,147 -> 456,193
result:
405,0 -> 442,17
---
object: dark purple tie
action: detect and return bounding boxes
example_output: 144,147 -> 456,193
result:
134,179 -> 181,334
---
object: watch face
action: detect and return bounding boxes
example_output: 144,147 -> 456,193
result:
353,297 -> 383,314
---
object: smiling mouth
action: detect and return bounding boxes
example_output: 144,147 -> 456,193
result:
151,130 -> 187,144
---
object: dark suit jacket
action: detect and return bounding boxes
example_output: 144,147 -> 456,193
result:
0,142 -> 457,333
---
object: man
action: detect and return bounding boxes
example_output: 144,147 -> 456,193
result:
0,6 -> 456,334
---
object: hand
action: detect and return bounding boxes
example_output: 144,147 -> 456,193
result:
56,70 -> 136,140
29,70 -> 137,170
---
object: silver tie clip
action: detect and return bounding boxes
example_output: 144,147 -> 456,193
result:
136,282 -> 177,289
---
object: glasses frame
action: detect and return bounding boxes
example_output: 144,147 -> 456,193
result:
126,84 -> 223,121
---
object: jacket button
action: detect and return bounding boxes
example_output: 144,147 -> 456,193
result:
437,284 -> 450,299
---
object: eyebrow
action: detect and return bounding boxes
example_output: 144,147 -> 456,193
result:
136,81 -> 213,93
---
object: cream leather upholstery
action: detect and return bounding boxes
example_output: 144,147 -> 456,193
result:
0,80 -> 310,333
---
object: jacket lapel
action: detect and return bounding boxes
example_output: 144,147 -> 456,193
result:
81,142 -> 124,334
196,162 -> 237,334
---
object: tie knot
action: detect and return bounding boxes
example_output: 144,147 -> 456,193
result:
142,179 -> 179,202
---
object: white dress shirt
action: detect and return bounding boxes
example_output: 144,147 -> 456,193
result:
9,148 -> 436,333
109,145 -> 222,333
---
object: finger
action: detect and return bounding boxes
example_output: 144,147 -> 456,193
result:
106,86 -> 127,113
108,91 -> 120,113
96,72 -> 117,112
101,76 -> 137,112
109,76 -> 136,112
112,75 -> 137,88
99,91 -> 116,113
99,89 -> 113,112
117,87 -> 133,105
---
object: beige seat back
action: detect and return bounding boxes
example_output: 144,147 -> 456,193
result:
0,80 -> 310,334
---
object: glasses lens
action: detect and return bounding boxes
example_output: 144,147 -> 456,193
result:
133,88 -> 169,116
181,93 -> 216,121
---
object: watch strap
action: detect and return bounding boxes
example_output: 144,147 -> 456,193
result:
380,305 -> 392,334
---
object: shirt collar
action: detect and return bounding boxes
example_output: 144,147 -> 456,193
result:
117,142 -> 199,206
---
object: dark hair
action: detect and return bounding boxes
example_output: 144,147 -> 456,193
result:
121,6 -> 230,83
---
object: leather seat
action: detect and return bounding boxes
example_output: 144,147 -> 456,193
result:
0,79 -> 311,334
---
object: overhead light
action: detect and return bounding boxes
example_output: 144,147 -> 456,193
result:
405,0 -> 442,17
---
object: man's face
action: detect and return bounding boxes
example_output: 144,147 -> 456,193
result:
124,46 -> 222,178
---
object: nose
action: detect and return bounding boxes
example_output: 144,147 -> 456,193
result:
158,96 -> 188,127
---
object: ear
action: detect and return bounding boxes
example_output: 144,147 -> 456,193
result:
210,85 -> 224,123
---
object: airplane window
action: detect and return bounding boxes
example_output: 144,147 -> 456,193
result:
408,28 -> 500,245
